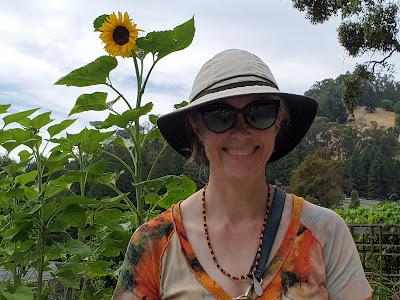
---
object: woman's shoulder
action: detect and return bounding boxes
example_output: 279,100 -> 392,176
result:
293,195 -> 349,245
132,206 -> 176,246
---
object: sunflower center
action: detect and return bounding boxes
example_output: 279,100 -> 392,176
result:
113,26 -> 130,45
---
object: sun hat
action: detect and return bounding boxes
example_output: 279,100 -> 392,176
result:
157,49 -> 318,162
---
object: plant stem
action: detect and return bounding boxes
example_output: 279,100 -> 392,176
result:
147,142 -> 168,180
102,149 -> 136,181
104,83 -> 132,110
133,54 -> 144,225
34,144 -> 45,300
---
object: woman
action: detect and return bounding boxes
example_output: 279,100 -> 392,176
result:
113,49 -> 373,299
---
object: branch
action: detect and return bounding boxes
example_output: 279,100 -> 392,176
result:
367,48 -> 396,73
104,83 -> 132,110
393,39 -> 400,53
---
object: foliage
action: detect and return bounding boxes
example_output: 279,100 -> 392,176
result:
336,202 -> 400,230
381,99 -> 394,111
305,77 -> 347,122
287,150 -> 350,208
0,12 -> 196,300
270,116 -> 400,201
349,189 -> 360,209
291,0 -> 400,116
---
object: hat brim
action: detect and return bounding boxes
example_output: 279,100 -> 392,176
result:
157,86 -> 317,162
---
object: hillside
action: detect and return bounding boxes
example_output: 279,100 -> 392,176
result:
353,106 -> 396,129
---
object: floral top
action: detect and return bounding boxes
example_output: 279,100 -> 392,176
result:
112,194 -> 373,299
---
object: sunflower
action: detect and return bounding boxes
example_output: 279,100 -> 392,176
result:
99,12 -> 143,58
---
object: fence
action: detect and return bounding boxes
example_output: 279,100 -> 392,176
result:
348,224 -> 400,299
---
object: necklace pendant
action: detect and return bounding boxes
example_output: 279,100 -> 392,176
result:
253,275 -> 263,296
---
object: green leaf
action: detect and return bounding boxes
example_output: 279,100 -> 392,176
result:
87,261 -> 113,277
44,181 -> 70,198
15,170 -> 38,186
62,204 -> 86,228
136,17 -> 195,59
55,56 -> 118,87
18,150 -> 32,162
174,100 -> 189,109
0,194 -> 10,210
148,114 -> 159,125
0,104 -> 11,114
30,112 -> 53,130
47,119 -> 77,137
3,108 -> 39,126
95,209 -> 122,225
93,14 -> 109,32
22,186 -> 38,201
63,239 -> 91,257
143,126 -> 161,141
143,175 -> 196,209
2,285 -> 33,300
69,92 -> 108,116
106,95 -> 121,108
56,263 -> 86,289
98,102 -> 153,129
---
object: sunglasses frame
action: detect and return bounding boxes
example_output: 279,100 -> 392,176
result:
198,100 -> 280,133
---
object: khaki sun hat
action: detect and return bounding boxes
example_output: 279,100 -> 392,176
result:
157,49 -> 318,162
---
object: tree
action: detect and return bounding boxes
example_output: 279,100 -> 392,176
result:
305,77 -> 347,122
381,99 -> 394,111
292,0 -> 400,116
287,150 -> 350,208
349,189 -> 360,209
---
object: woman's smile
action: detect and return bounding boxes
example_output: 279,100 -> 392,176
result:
222,146 -> 260,157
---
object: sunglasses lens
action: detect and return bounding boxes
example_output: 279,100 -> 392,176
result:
245,102 -> 278,129
202,107 -> 236,132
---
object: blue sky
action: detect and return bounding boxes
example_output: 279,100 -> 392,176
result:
1,0 -> 399,141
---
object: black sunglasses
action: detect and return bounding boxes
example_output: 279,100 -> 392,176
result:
198,100 -> 280,133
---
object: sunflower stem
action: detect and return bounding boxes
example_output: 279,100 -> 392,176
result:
132,53 -> 144,225
141,59 -> 159,96
105,83 -> 132,110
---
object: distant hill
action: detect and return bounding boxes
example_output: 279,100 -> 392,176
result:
353,106 -> 396,129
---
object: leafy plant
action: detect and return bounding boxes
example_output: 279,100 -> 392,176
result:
0,12 -> 196,300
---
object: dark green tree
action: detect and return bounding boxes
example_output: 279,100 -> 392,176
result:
292,0 -> 400,116
305,77 -> 347,122
287,150 -> 350,208
349,189 -> 360,208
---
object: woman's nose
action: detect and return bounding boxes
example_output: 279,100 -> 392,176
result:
229,113 -> 250,136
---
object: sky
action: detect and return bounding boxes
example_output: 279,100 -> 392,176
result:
1,0 -> 399,146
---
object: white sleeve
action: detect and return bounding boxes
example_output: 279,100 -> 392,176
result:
322,212 -> 373,300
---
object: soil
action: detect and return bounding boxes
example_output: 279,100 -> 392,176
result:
353,106 -> 396,128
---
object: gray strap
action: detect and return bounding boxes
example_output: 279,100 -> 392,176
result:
253,187 -> 286,281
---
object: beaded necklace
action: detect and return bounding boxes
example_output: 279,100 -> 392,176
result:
201,184 -> 272,281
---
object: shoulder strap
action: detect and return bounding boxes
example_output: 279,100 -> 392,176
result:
253,187 -> 286,281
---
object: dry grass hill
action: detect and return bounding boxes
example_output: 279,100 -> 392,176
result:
353,106 -> 396,129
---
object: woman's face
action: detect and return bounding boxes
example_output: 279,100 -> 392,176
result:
191,95 -> 281,180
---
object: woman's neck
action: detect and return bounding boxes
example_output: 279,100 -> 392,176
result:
205,173 -> 270,224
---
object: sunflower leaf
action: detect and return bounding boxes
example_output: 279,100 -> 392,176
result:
47,119 -> 77,137
0,104 -> 11,114
93,14 -> 109,32
55,56 -> 118,87
69,92 -> 108,116
137,16 -> 195,59
31,112 -> 53,130
97,102 -> 153,129
3,108 -> 39,127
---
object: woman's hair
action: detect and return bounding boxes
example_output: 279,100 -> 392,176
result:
185,96 -> 290,166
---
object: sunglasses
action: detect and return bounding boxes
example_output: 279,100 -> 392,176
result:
198,100 -> 280,133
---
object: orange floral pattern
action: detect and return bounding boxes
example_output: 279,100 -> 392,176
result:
113,195 -> 373,300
